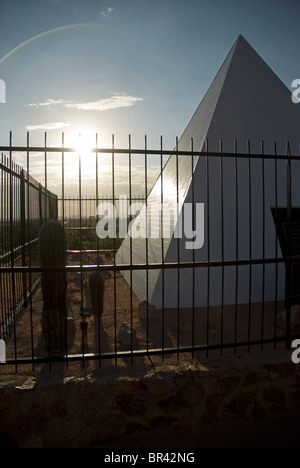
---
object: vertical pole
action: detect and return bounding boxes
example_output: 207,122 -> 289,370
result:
191,137 -> 195,358
286,141 -> 292,350
234,139 -> 238,354
95,133 -> 101,366
206,138 -> 210,358
274,142 -> 279,349
44,132 -> 48,223
20,169 -> 27,307
247,139 -> 252,352
78,133 -> 85,366
62,132 -> 68,366
176,136 -> 180,359
220,139 -> 224,355
160,135 -> 165,361
27,132 -> 35,369
38,183 -> 43,227
9,131 -> 17,370
129,134 -> 133,364
144,135 -> 149,355
261,141 -> 266,351
112,134 -> 117,366
0,154 -> 4,336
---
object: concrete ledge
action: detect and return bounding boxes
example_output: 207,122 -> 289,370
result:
0,351 -> 299,448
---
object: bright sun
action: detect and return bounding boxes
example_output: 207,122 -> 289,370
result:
64,128 -> 108,179
66,128 -> 103,154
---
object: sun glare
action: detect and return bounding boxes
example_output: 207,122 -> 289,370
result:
66,128 -> 103,155
63,128 -> 109,182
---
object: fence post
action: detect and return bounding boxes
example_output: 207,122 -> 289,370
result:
54,194 -> 58,220
20,170 -> 27,307
286,142 -> 292,350
39,183 -> 43,226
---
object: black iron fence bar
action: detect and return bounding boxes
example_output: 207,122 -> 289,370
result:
0,256 -> 287,274
261,141 -> 266,350
220,139 -> 225,355
113,135 -> 119,364
0,139 -> 58,354
145,135 -> 149,354
20,170 -> 27,307
191,138 -> 196,357
62,134 -> 69,369
0,145 -> 299,160
0,237 -> 39,263
247,140 -> 252,351
176,137 -> 180,359
274,144 -> 280,350
26,132 -> 35,369
234,140 -> 238,353
0,276 -> 40,337
1,135 -> 298,369
206,139 -> 210,358
129,135 -> 133,363
0,160 -> 57,200
78,135 -> 84,363
160,136 -> 165,360
3,334 -> 293,367
286,142 -> 292,350
44,133 -> 48,223
1,156 -> 10,336
9,133 -> 17,370
2,170 -> 57,215
95,134 -> 100,366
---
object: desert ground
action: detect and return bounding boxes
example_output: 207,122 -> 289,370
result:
0,250 -> 288,376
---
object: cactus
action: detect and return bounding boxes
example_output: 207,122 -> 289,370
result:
89,271 -> 104,318
39,220 -> 67,352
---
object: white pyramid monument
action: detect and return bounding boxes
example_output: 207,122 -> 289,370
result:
116,35 -> 300,309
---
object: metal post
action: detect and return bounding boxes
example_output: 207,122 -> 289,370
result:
286,141 -> 292,350
20,169 -> 27,307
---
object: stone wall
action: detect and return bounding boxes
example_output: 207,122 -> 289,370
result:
0,351 -> 299,448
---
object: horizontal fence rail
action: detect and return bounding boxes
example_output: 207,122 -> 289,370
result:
0,132 -> 300,371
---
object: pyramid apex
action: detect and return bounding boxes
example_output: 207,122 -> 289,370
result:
235,34 -> 250,46
178,33 -> 300,154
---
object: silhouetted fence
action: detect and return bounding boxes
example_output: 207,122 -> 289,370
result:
0,151 -> 58,343
0,133 -> 300,370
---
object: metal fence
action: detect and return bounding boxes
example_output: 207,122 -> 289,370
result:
0,133 -> 299,370
0,149 -> 58,349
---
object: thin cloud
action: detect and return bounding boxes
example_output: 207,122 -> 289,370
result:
101,7 -> 114,17
27,98 -> 69,109
26,122 -> 72,131
65,93 -> 144,111
27,93 -> 143,113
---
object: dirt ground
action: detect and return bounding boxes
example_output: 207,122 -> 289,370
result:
96,408 -> 300,448
1,254 -> 297,448
0,250 -> 288,376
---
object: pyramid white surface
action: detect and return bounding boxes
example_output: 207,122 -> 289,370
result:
179,34 -> 300,155
116,35 -> 300,309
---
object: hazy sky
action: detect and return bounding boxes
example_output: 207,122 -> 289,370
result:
0,0 -> 300,195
